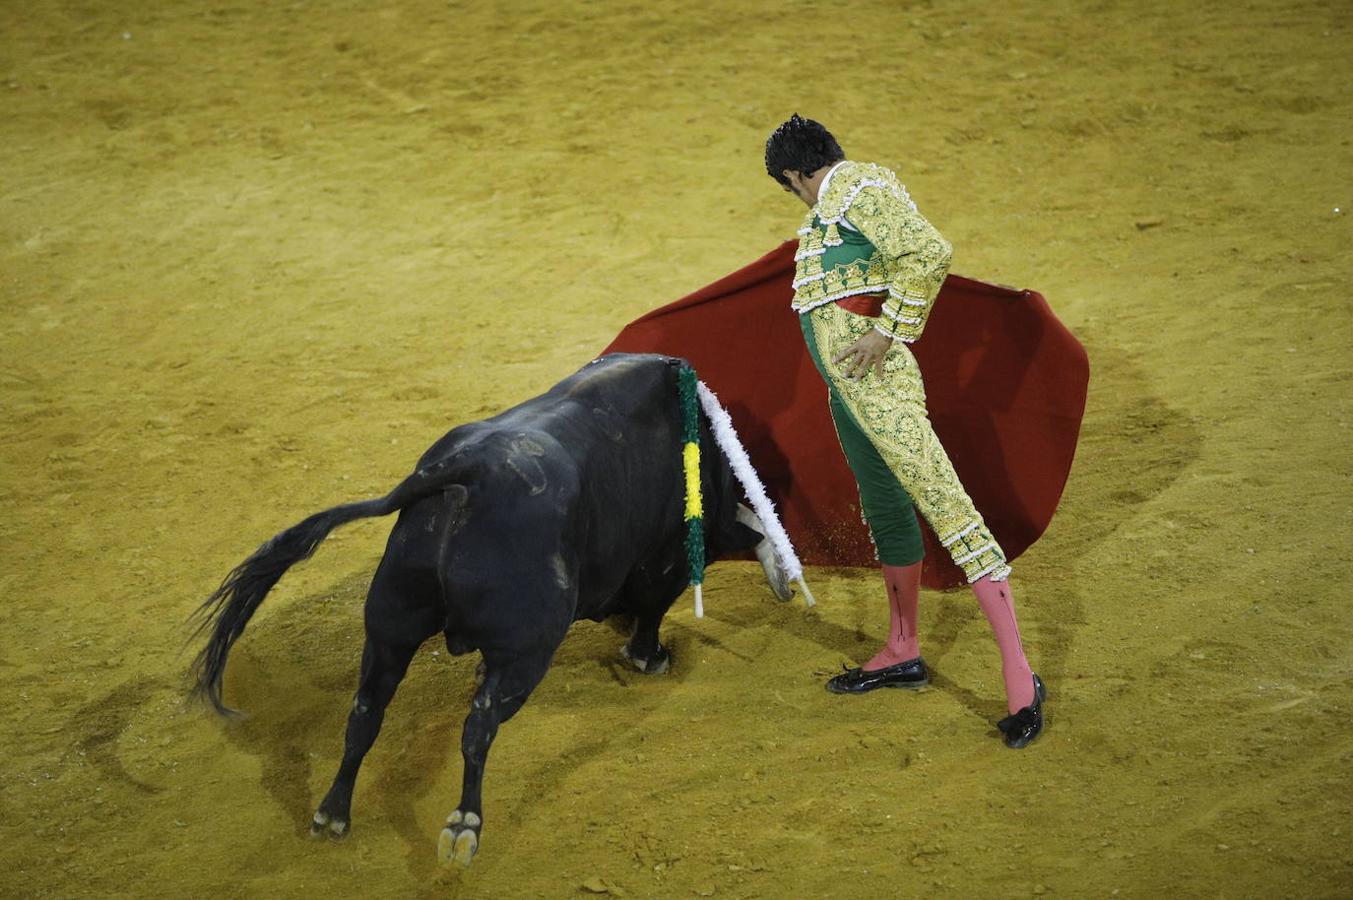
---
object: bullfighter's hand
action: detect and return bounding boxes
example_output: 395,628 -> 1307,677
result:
833,330 -> 893,381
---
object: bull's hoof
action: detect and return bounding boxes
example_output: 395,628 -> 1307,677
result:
620,641 -> 670,675
438,809 -> 480,866
309,810 -> 350,841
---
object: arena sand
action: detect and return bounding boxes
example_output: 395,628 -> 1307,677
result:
2,0 -> 1350,896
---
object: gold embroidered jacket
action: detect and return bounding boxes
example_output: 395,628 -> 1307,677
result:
791,161 -> 953,343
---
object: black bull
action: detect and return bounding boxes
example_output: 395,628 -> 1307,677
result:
190,353 -> 773,865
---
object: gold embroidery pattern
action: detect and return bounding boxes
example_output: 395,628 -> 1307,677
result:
814,162 -> 916,223
845,185 -> 952,341
793,211 -> 826,280
791,162 -> 953,344
808,302 -> 1011,582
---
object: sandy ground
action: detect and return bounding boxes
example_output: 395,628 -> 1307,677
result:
3,0 -> 1351,896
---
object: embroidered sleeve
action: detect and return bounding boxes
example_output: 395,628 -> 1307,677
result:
844,185 -> 953,343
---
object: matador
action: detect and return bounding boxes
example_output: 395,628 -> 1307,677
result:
765,114 -> 1045,748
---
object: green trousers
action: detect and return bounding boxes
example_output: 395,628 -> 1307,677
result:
801,312 -> 925,567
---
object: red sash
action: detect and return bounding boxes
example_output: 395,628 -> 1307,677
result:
835,294 -> 885,317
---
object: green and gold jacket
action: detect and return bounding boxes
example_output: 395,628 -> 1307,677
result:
791,160 -> 953,344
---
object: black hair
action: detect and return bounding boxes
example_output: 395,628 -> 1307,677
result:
764,114 -> 844,186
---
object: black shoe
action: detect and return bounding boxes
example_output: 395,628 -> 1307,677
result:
996,673 -> 1046,749
825,657 -> 929,694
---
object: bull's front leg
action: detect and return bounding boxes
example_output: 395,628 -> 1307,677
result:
617,565 -> 687,675
621,614 -> 670,674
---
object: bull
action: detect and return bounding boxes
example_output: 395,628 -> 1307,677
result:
190,353 -> 787,865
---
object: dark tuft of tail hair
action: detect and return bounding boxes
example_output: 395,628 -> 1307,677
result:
188,458 -> 466,716
188,499 -> 387,716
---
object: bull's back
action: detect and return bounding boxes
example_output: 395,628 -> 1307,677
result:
415,354 -> 678,466
505,353 -> 681,439
402,354 -> 688,619
507,354 -> 688,589
432,353 -> 683,490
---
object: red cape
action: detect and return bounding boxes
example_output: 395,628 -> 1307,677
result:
603,241 -> 1089,589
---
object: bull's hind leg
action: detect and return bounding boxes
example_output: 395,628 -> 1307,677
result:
311,636 -> 420,839
438,649 -> 553,867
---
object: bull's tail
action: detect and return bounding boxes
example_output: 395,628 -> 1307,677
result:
189,461 -> 461,716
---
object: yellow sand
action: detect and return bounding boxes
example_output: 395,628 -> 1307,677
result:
2,0 -> 1350,896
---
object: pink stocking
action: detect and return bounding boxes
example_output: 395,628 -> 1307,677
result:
863,562 -> 922,671
971,575 -> 1035,712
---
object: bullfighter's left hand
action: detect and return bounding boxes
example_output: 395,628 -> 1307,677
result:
833,330 -> 893,381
